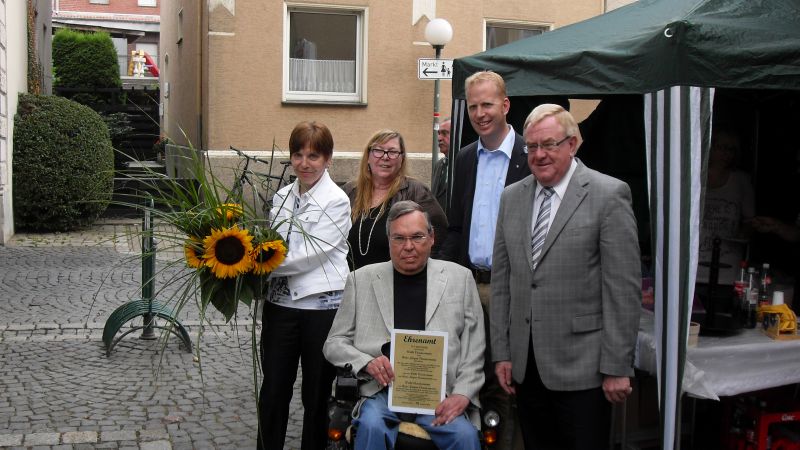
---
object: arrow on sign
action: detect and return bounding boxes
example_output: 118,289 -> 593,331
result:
418,58 -> 454,80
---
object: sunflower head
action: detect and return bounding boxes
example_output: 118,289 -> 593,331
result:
251,240 -> 287,275
184,239 -> 205,269
216,203 -> 243,222
203,226 -> 254,279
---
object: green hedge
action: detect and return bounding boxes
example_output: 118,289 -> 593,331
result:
13,94 -> 114,231
53,29 -> 121,105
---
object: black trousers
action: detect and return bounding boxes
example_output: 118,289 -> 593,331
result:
257,302 -> 337,450
516,340 -> 611,450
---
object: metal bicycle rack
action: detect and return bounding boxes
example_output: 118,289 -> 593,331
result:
102,197 -> 192,356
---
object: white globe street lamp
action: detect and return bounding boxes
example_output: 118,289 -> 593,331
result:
425,18 -> 453,185
425,18 -> 453,47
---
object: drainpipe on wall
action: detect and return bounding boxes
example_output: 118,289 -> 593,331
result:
198,0 -> 204,151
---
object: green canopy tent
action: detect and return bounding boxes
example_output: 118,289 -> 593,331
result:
449,0 -> 800,448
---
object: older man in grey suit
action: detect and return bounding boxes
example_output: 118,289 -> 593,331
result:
491,104 -> 641,450
324,200 -> 485,450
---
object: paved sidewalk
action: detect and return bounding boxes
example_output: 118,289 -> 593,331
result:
0,220 -> 305,449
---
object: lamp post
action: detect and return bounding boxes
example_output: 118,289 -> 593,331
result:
425,18 -> 453,182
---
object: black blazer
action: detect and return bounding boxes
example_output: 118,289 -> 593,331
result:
441,131 -> 530,267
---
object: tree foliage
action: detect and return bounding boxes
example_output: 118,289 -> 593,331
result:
53,28 -> 121,89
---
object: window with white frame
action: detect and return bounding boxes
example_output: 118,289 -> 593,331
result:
138,0 -> 157,7
89,0 -> 109,4
485,21 -> 549,50
284,5 -> 366,104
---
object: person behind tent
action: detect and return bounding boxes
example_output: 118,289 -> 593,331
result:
698,126 -> 755,285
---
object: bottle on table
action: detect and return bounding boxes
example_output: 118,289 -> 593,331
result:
745,267 -> 758,329
733,260 -> 748,322
734,260 -> 748,297
758,263 -> 772,307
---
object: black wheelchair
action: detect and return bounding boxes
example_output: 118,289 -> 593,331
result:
326,364 -> 501,450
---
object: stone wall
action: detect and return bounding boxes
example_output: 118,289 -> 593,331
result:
166,145 -> 437,212
204,150 -> 435,189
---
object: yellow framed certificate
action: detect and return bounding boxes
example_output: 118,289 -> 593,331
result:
388,329 -> 448,415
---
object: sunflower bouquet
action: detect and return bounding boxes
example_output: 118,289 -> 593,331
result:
179,203 -> 287,322
141,148 -> 288,323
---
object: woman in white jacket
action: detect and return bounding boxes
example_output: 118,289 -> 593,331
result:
257,121 -> 352,450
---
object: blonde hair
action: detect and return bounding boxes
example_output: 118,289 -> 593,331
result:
465,70 -> 507,98
352,129 -> 409,220
523,103 -> 582,144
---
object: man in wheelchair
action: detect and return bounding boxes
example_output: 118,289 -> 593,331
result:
323,201 -> 485,449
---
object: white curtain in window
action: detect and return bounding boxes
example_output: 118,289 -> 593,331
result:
289,58 -> 356,93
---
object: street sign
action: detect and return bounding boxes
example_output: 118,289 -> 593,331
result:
418,59 -> 454,80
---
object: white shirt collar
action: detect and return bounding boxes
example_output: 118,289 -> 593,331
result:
536,158 -> 578,200
477,124 -> 515,158
291,169 -> 329,199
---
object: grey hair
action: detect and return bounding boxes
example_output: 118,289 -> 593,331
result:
386,200 -> 433,236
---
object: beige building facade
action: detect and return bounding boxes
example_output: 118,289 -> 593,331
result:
160,0 -> 620,184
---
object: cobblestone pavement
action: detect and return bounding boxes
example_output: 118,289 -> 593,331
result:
1,220 -> 306,449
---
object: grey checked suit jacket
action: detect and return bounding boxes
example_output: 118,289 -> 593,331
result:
490,160 -> 641,391
323,259 -> 485,409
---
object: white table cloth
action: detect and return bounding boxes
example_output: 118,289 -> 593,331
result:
636,310 -> 800,400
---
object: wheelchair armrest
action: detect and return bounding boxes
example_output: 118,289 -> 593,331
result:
336,363 -> 353,377
334,363 -> 359,402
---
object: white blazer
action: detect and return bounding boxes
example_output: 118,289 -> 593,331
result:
269,171 -> 352,300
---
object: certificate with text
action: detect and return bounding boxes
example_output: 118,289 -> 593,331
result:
388,329 -> 448,415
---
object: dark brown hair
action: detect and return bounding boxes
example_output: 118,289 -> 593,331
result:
289,121 -> 334,158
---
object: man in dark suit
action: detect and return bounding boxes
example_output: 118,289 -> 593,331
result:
441,71 -> 530,272
431,118 -> 451,209
441,70 -> 530,450
491,104 -> 641,450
